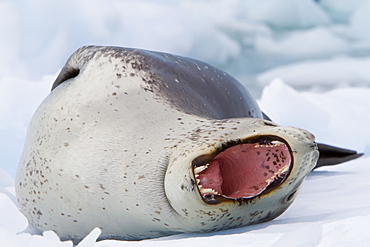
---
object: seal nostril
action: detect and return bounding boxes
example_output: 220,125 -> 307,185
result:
51,67 -> 80,91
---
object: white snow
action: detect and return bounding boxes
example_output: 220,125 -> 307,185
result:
319,0 -> 365,23
349,0 -> 370,40
1,0 -> 370,246
248,0 -> 331,29
255,27 -> 349,58
257,56 -> 370,88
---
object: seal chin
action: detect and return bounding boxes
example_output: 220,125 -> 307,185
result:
192,136 -> 292,204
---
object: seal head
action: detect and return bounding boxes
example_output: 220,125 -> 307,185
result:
165,119 -> 318,233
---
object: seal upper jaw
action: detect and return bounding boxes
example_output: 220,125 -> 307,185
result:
164,120 -> 319,232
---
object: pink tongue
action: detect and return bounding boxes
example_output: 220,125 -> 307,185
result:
197,143 -> 291,199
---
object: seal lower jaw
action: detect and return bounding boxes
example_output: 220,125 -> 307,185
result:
192,136 -> 292,204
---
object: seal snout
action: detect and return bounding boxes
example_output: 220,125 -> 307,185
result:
192,136 -> 292,204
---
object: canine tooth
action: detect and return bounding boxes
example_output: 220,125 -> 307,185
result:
280,165 -> 289,174
194,164 -> 208,174
271,140 -> 283,146
200,188 -> 218,195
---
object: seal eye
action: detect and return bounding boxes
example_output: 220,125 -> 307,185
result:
193,138 -> 292,204
51,67 -> 80,91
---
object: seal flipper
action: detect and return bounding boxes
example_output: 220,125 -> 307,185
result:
315,143 -> 364,169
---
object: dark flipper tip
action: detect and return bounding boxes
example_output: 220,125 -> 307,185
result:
315,143 -> 364,169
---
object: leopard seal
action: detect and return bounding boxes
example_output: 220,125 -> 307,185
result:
15,46 -> 361,242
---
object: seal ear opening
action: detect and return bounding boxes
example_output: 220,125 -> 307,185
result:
51,67 -> 80,91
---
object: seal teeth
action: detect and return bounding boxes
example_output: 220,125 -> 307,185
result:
270,140 -> 284,146
265,161 -> 290,184
199,188 -> 219,195
255,140 -> 285,148
194,164 -> 209,174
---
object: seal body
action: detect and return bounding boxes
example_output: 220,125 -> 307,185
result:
16,46 -> 319,241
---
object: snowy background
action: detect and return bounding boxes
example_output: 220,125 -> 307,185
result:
1,0 -> 370,246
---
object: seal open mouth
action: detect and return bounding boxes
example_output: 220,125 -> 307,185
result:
193,137 -> 292,204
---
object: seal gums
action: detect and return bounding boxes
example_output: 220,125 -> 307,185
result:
193,137 -> 292,204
